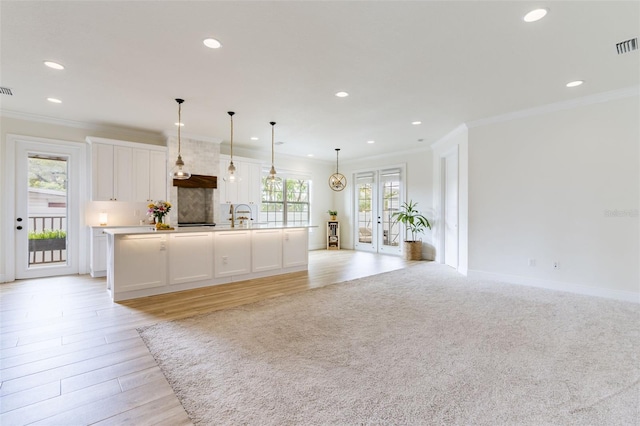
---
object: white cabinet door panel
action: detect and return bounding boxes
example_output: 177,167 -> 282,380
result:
252,229 -> 282,272
148,150 -> 167,201
92,143 -> 115,201
113,146 -> 133,201
214,231 -> 251,277
283,228 -> 308,267
169,233 -> 214,284
114,234 -> 167,291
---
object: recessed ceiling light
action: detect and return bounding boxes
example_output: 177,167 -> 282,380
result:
566,80 -> 584,88
47,97 -> 62,103
250,137 -> 259,141
44,61 -> 64,70
412,121 -> 422,125
307,154 -> 314,157
523,8 -> 548,23
335,91 -> 349,98
203,38 -> 222,49
367,140 -> 375,144
175,122 -> 184,127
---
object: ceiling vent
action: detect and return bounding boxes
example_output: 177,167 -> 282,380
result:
616,37 -> 638,54
0,87 -> 13,96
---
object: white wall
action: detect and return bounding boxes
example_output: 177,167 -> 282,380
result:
467,95 -> 639,301
337,148 -> 434,257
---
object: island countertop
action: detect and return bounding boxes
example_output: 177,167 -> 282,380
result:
103,224 -> 316,235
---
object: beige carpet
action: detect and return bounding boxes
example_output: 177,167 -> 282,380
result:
139,263 -> 639,425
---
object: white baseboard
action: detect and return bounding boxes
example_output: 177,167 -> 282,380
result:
467,269 -> 640,304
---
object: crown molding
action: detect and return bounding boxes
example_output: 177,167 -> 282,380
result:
0,108 -> 164,141
429,124 -> 469,150
467,85 -> 640,129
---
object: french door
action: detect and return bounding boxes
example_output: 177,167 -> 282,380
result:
8,136 -> 85,279
354,167 -> 403,255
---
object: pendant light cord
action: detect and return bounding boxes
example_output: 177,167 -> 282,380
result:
228,111 -> 235,161
271,122 -> 276,166
177,102 -> 182,154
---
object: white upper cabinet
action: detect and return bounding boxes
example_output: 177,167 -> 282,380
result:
133,148 -> 167,202
87,137 -> 167,202
219,155 -> 262,205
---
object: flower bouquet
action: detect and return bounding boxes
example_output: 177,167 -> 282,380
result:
148,200 -> 172,228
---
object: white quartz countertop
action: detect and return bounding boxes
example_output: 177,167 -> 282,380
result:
103,224 -> 316,235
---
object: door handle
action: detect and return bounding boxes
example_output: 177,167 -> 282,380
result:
17,226 -> 23,230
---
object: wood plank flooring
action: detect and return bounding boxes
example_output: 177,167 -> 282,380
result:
0,250 -> 419,425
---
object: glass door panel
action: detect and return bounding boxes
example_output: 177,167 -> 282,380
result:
27,155 -> 68,267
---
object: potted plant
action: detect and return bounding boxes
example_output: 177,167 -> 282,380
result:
391,200 -> 431,260
28,229 -> 67,252
327,210 -> 338,220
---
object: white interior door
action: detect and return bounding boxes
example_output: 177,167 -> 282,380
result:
12,137 -> 84,279
443,151 -> 459,268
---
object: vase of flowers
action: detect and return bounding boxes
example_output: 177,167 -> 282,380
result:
148,200 -> 172,226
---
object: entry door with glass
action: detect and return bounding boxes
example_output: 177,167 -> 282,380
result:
354,167 -> 403,255
13,138 -> 83,279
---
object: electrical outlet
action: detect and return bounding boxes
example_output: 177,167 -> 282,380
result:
134,209 -> 140,216
222,256 -> 228,264
528,258 -> 536,267
553,261 -> 560,270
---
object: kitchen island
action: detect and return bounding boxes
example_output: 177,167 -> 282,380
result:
104,225 -> 312,301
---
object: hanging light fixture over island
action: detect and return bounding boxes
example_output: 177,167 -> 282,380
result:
224,111 -> 238,183
170,98 -> 191,180
269,121 -> 277,182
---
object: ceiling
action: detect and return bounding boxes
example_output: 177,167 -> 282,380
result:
1,1 -> 638,162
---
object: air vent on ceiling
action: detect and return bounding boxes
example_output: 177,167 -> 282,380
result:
616,37 -> 638,54
0,87 -> 13,96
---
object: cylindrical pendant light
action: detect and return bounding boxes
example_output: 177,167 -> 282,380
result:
170,98 -> 191,180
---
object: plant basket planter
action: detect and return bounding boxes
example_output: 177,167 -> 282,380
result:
29,238 -> 66,252
403,241 -> 422,261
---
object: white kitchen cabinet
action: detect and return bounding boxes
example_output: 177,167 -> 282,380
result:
133,148 -> 167,202
283,227 -> 309,267
91,143 -> 133,201
252,229 -> 282,272
219,156 -> 262,205
87,137 -> 167,202
90,228 -> 108,277
169,232 -> 214,285
113,233 -> 167,292
214,230 -> 251,278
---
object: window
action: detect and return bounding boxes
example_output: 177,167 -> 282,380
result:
260,175 -> 310,226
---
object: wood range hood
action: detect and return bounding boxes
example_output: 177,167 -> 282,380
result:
172,174 -> 217,188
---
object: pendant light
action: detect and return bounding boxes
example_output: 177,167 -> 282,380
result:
224,111 -> 238,183
329,148 -> 346,191
268,121 -> 277,182
170,98 -> 191,180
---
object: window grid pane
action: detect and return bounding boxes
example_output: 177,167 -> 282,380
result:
382,180 -> 401,246
261,176 -> 310,226
357,183 -> 373,243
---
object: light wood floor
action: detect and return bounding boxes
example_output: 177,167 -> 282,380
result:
0,250 -> 420,425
